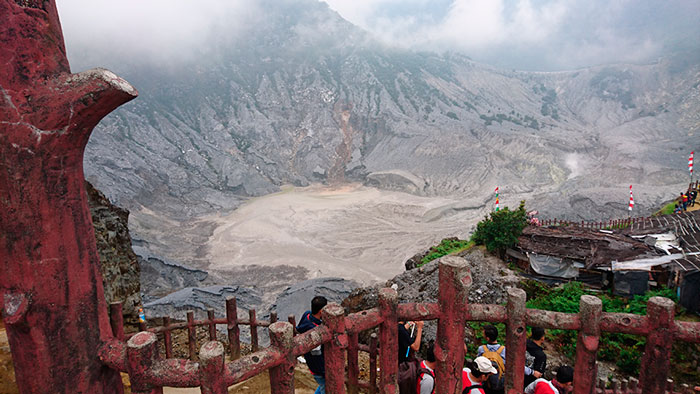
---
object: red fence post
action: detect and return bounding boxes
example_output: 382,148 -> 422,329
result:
199,341 -> 227,394
574,295 -> 602,394
163,317 -> 173,358
110,302 -> 125,341
187,311 -> 197,360
323,303 -> 348,394
369,333 -> 378,394
378,287 -> 399,393
250,309 -> 259,352
208,308 -> 217,341
288,315 -> 297,336
435,256 -> 471,394
269,322 -> 295,394
629,378 -> 638,393
270,312 -> 278,324
127,332 -> 164,394
227,297 -> 241,359
639,297 -> 675,393
505,288 -> 527,393
347,331 -> 360,394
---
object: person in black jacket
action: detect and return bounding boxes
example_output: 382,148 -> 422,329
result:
297,296 -> 328,394
398,320 -> 424,363
524,327 -> 546,386
690,188 -> 697,207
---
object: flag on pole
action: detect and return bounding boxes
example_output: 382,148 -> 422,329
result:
495,187 -> 500,211
629,185 -> 634,211
690,151 -> 694,175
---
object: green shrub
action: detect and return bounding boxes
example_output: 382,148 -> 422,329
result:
472,201 -> 528,256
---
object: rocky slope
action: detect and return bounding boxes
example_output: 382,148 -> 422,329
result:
83,0 -> 700,226
77,0 -> 700,324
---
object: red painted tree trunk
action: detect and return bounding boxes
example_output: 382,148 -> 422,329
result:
0,1 -> 137,393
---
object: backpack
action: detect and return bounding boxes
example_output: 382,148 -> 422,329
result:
481,345 -> 505,390
481,345 -> 505,378
398,359 -> 434,394
463,384 -> 485,394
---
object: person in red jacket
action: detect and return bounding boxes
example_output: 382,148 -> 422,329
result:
462,356 -> 497,394
524,365 -> 574,394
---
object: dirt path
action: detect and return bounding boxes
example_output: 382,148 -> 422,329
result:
0,320 -> 18,394
121,365 -> 318,394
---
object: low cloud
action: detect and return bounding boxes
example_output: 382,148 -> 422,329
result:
323,0 -> 699,70
56,0 -> 699,73
57,0 -> 262,71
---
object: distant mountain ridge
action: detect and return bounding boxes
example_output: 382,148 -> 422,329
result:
84,0 -> 700,221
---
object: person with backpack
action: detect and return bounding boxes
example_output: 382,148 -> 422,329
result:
398,339 -> 435,394
477,325 -> 538,394
462,356 -> 497,394
524,327 -> 547,386
297,296 -> 328,394
418,341 -> 436,394
524,365 -> 574,394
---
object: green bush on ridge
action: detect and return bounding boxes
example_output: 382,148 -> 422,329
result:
471,200 -> 528,257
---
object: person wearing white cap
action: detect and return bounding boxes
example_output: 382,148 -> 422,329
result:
462,356 -> 497,394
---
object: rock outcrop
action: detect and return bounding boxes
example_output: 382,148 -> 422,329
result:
133,242 -> 210,303
342,247 -> 521,344
87,181 -> 141,314
272,277 -> 359,326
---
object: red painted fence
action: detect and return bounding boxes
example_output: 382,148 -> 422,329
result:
101,257 -> 700,394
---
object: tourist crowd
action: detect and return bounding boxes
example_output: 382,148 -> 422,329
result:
298,296 -> 574,394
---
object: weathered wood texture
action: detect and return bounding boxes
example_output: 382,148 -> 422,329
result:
0,1 -> 137,393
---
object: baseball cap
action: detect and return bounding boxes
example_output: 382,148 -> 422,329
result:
474,356 -> 498,374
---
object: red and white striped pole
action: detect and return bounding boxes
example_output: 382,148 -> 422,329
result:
689,151 -> 694,183
629,185 -> 634,216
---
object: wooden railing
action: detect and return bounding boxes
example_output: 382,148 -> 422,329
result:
109,298 -> 296,359
537,180 -> 700,230
537,210 -> 699,231
537,216 -> 649,229
99,256 -> 700,394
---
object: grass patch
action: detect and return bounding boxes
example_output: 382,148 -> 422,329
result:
655,201 -> 676,216
418,239 -> 473,267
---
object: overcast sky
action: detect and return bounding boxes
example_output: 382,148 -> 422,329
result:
58,0 -> 700,72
